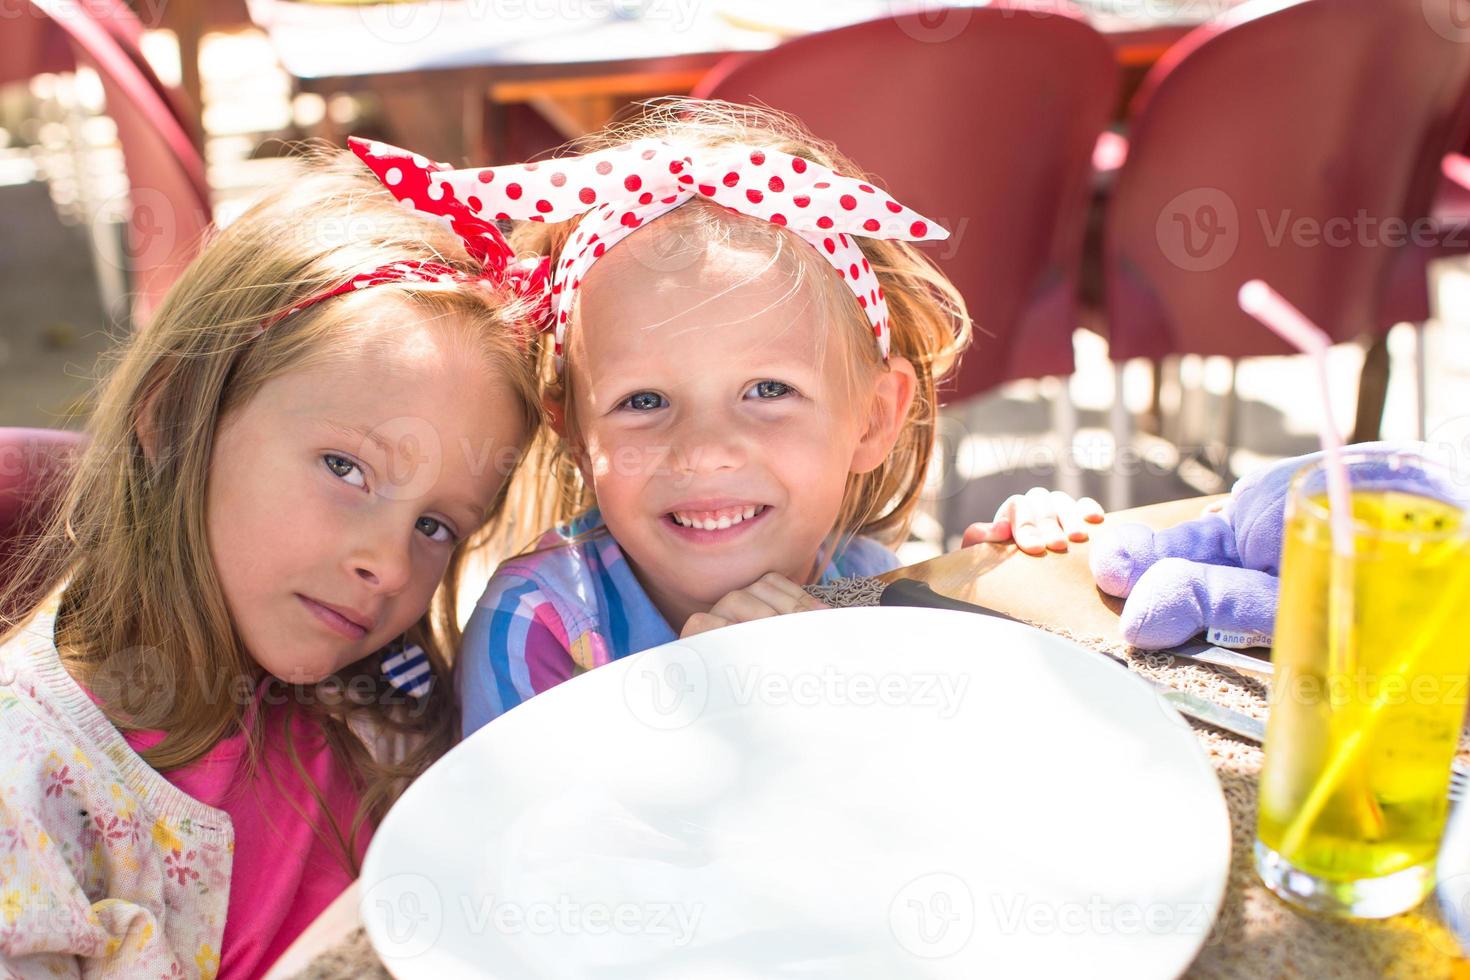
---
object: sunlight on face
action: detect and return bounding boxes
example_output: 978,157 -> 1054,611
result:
206,301 -> 526,685
566,207 -> 887,629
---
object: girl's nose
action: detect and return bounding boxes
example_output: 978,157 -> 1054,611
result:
671,415 -> 748,476
349,526 -> 414,594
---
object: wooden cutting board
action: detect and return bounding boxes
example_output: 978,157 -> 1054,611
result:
879,495 -> 1229,644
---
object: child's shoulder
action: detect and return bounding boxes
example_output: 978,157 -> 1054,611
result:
828,534 -> 903,580
1,610 -> 84,742
476,509 -> 618,618
0,611 -> 233,969
0,611 -> 228,835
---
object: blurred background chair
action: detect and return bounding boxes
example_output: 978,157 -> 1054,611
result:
4,0 -> 1467,548
1095,0 -> 1470,507
29,0 -> 212,330
697,6 -> 1118,403
696,6 -> 1120,535
0,427 -> 84,619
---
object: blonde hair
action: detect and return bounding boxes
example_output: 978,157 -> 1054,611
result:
0,147 -> 558,874
513,98 -> 971,551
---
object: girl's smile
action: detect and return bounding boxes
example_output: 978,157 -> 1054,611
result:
663,502 -> 774,539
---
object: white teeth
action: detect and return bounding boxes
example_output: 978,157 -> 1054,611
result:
672,505 -> 765,530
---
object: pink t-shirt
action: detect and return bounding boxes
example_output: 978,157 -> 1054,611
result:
86,683 -> 369,980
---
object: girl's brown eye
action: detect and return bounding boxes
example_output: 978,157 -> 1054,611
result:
323,454 -> 366,488
416,516 -> 455,543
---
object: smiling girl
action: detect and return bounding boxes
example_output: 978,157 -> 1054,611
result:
352,103 -> 1103,738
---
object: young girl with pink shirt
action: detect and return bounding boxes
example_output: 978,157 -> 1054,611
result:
0,151 -> 553,977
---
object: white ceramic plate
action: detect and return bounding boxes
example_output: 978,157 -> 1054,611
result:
362,607 -> 1230,978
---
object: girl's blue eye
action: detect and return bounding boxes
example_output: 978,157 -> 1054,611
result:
623,392 -> 667,412
416,516 -> 456,544
323,453 -> 365,488
746,380 -> 793,400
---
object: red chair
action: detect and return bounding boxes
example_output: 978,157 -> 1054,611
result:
695,5 -> 1120,403
84,0 -> 203,146
3,0 -> 198,141
1099,0 -> 1470,501
28,0 -> 211,329
0,6 -> 74,87
0,428 -> 85,617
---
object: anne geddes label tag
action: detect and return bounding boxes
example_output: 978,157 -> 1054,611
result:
1207,627 -> 1272,650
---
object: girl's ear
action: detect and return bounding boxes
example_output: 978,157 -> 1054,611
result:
542,391 -> 568,439
849,356 -> 918,475
543,390 -> 594,482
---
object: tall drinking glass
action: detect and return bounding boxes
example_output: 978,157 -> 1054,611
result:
1256,449 -> 1470,917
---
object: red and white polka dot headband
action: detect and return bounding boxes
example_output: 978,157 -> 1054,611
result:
274,139 -> 555,335
348,137 -> 948,361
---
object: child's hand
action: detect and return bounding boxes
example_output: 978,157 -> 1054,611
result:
960,487 -> 1105,556
681,572 -> 830,639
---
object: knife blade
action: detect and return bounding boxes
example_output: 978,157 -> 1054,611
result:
1169,640 -> 1274,679
876,577 -> 1020,622
1150,685 -> 1266,743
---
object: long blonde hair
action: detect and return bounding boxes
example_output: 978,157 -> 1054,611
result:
0,148 -> 557,872
513,98 -> 971,551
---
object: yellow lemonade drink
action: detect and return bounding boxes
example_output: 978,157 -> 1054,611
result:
1256,453 -> 1470,917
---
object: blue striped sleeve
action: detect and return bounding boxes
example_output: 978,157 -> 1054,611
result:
459,577 -> 562,738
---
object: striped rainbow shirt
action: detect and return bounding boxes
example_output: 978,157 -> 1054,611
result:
458,508 -> 901,737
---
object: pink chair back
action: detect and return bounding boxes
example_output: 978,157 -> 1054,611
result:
29,0 -> 210,329
0,428 -> 85,614
2,0 -> 194,134
1105,0 -> 1470,359
695,6 -> 1119,401
84,0 -> 202,144
0,6 -> 74,86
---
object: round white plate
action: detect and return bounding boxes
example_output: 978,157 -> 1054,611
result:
362,607 -> 1230,978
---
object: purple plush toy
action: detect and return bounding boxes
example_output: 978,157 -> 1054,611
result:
1088,442 -> 1442,650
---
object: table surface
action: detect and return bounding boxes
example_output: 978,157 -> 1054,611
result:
247,0 -> 1246,82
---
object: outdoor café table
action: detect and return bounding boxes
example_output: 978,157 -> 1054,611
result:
244,0 -> 1251,164
264,493 -> 1470,979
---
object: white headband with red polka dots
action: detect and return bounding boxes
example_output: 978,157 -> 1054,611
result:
349,137 -> 948,361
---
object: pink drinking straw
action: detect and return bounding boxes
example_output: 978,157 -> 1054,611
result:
1238,279 -> 1377,853
1237,280 -> 1354,558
